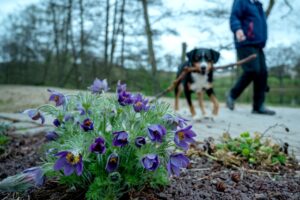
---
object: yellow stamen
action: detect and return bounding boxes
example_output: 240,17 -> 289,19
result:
178,132 -> 185,141
66,152 -> 80,165
135,102 -> 143,107
110,157 -> 117,164
54,96 -> 59,102
84,120 -> 91,126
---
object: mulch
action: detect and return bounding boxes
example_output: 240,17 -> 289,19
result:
0,133 -> 299,200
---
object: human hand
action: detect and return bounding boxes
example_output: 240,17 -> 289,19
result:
236,29 -> 246,42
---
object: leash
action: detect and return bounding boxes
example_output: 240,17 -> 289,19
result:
151,54 -> 257,101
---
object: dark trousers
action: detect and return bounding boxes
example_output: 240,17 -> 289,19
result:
230,46 -> 268,110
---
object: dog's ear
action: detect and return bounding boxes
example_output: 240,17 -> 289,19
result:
186,49 -> 196,62
210,49 -> 220,64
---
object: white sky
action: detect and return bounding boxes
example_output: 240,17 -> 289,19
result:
0,0 -> 299,68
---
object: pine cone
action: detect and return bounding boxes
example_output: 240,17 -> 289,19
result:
231,172 -> 241,183
216,181 -> 226,192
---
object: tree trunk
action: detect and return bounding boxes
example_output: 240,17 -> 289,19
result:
79,0 -> 84,64
181,42 -> 187,63
120,0 -> 126,68
109,0 -> 119,65
266,0 -> 275,18
62,0 -> 80,88
104,0 -> 110,68
141,0 -> 158,94
49,1 -> 61,83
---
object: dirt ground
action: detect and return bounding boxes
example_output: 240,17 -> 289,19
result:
0,133 -> 299,200
1,84 -> 300,160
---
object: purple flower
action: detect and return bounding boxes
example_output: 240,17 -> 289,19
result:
174,125 -> 196,150
147,124 -> 166,143
106,153 -> 119,173
24,109 -> 45,124
118,90 -> 133,106
77,104 -> 92,115
132,94 -> 150,112
46,131 -> 59,141
116,81 -> 133,106
88,78 -> 109,94
167,153 -> 189,176
53,119 -> 61,127
116,80 -> 127,93
135,136 -> 146,148
48,89 -> 65,107
0,167 -> 45,192
80,118 -> 94,131
64,114 -> 74,122
141,154 -> 159,171
163,114 -> 188,129
22,167 -> 45,187
89,136 -> 106,154
112,131 -> 129,147
54,151 -> 83,176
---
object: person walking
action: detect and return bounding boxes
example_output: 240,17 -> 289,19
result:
226,0 -> 275,115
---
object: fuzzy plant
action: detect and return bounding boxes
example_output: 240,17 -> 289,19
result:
0,78 -> 196,200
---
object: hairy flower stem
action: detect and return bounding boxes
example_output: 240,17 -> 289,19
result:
37,104 -> 58,111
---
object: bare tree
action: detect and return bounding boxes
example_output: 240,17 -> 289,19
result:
141,0 -> 158,93
104,0 -> 110,68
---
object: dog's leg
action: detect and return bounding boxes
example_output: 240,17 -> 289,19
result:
184,83 -> 196,116
210,94 -> 219,116
189,104 -> 196,117
197,92 -> 206,116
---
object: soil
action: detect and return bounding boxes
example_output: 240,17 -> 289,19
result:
0,133 -> 299,200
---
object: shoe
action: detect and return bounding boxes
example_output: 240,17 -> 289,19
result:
226,94 -> 235,110
252,108 -> 276,115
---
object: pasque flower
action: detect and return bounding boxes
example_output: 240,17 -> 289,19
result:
141,154 -> 160,171
116,80 -> 127,93
46,131 -> 59,141
0,167 -> 44,192
53,119 -> 61,127
88,78 -> 109,94
118,90 -> 133,106
54,151 -> 83,176
22,167 -> 45,187
147,124 -> 166,143
106,153 -> 119,173
77,103 -> 92,116
174,125 -> 196,150
48,89 -> 65,107
112,131 -> 129,147
167,153 -> 189,176
64,113 -> 74,122
132,94 -> 150,112
163,114 -> 188,130
89,136 -> 106,154
116,81 -> 133,106
24,109 -> 45,124
135,136 -> 146,148
80,118 -> 94,131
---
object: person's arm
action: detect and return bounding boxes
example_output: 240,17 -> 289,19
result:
230,0 -> 246,42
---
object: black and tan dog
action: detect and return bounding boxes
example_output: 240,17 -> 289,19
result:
174,48 -> 220,118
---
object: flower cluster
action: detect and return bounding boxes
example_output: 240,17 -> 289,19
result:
20,78 -> 197,199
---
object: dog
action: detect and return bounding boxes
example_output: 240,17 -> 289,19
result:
174,48 -> 220,118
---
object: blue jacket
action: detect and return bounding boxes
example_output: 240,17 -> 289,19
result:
230,0 -> 267,48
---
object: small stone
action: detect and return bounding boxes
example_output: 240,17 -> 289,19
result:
240,193 -> 250,200
255,193 -> 268,200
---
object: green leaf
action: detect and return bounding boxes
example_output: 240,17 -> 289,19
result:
242,148 -> 250,157
240,132 -> 250,138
